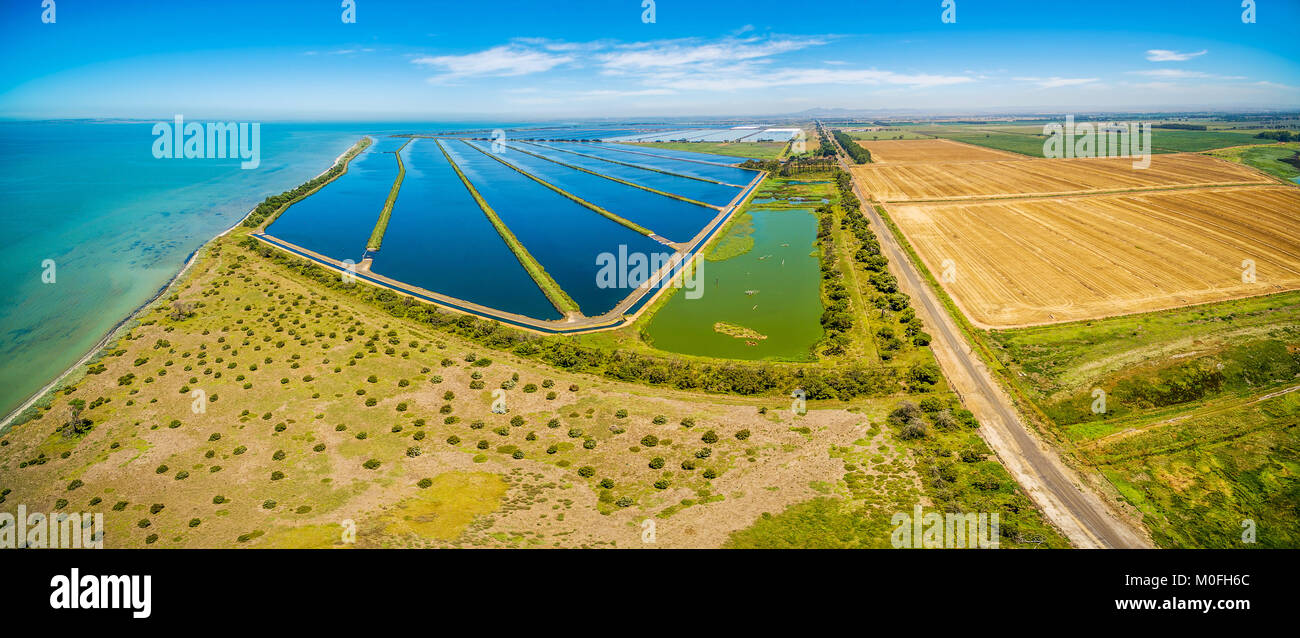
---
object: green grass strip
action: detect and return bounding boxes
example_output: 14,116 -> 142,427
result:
461,140 -> 655,237
502,141 -> 720,210
518,141 -> 741,187
366,138 -> 411,251
436,139 -> 580,315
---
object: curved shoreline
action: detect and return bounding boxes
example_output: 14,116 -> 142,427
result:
0,140 -> 363,432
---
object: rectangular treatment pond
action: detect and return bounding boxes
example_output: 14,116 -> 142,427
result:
364,138 -> 564,321
530,141 -> 760,187
506,142 -> 744,208
590,142 -> 760,164
263,136 -> 402,264
440,139 -> 672,317
464,140 -> 718,245
644,208 -> 823,361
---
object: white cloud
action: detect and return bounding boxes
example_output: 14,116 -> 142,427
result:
1128,69 -> 1245,80
1146,49 -> 1207,62
410,35 -> 974,93
413,45 -> 575,81
1014,76 -> 1099,88
597,36 -> 824,71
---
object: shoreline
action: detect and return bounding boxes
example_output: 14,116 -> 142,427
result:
0,141 -> 359,432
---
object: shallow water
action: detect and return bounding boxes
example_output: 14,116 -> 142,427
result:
645,208 -> 823,361
0,121 -> 446,418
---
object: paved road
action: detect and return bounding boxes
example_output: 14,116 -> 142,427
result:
820,122 -> 1149,548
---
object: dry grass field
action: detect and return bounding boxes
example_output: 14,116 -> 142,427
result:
854,152 -> 1273,202
889,185 -> 1300,327
858,138 -> 1024,163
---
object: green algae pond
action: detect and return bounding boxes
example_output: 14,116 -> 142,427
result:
644,207 -> 823,361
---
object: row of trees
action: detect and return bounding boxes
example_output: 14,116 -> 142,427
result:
1255,130 -> 1298,142
832,130 -> 872,164
239,236 -> 913,400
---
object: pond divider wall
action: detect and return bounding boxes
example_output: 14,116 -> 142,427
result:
436,139 -> 581,316
366,138 -> 412,251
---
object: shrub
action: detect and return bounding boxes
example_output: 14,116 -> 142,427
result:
599,478 -> 615,489
702,468 -> 718,479
262,500 -> 276,509
701,430 -> 718,444
649,457 -> 665,469
213,495 -> 226,504
313,443 -> 326,452
155,464 -> 169,474
510,415 -> 524,427
734,429 -> 751,441
640,435 -> 659,447
652,415 -> 667,425
150,504 -> 165,514
615,496 -> 633,508
615,409 -> 628,419
188,518 -> 201,528
446,435 -> 461,445
270,471 -> 285,480
583,438 -> 597,450
577,466 -> 595,478
653,479 -> 670,490
362,459 -> 381,470
417,478 -> 433,489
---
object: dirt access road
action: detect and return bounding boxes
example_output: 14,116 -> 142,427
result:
819,122 -> 1151,548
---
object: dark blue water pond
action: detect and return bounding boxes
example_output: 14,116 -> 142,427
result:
264,136 -> 399,262
441,139 -> 669,317
509,143 -> 743,208
465,141 -> 715,245
532,141 -> 761,187
366,139 -> 562,320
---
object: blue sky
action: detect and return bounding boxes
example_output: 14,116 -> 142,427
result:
1,0 -> 1297,120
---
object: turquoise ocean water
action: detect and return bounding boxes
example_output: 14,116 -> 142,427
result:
0,120 -> 483,419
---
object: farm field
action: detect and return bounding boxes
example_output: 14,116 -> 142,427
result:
888,185 -> 1300,327
884,123 -> 1272,158
857,138 -> 1022,163
1207,142 -> 1300,181
984,291 -> 1300,547
852,152 -> 1272,202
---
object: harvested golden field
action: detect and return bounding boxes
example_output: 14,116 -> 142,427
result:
858,138 -> 1024,163
854,152 -> 1272,202
889,185 -> 1300,327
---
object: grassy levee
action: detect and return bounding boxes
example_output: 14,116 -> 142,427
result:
519,141 -> 741,186
248,136 -> 373,229
502,142 -> 721,210
366,138 -> 412,251
461,140 -> 655,237
436,140 -> 580,316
